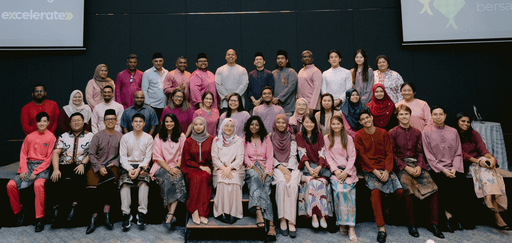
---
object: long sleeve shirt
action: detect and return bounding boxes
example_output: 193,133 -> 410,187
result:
193,108 -> 220,137
244,136 -> 274,173
252,104 -> 285,133
296,132 -> 329,170
163,69 -> 191,99
189,69 -> 218,109
321,67 -> 352,103
353,67 -> 375,106
218,111 -> 250,138
324,135 -> 358,184
212,137 -> 245,172
354,127 -> 393,172
141,66 -> 169,109
374,69 -> 404,104
18,130 -> 56,175
88,130 -> 123,172
119,132 -> 153,171
120,104 -> 159,133
395,98 -> 432,131
298,64 -> 323,110
422,125 -> 463,173
273,67 -> 298,115
21,100 -> 59,136
180,136 -> 214,174
273,140 -> 299,170
85,79 -> 116,109
388,125 -> 427,171
115,69 -> 144,109
91,101 -> 124,134
150,133 -> 186,178
246,69 -> 274,112
461,130 -> 493,173
215,64 -> 249,109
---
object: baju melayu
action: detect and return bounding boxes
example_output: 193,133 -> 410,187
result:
352,67 -> 375,106
252,103 -> 285,133
119,132 -> 153,216
91,101 -> 124,134
321,66 -> 352,105
389,125 -> 438,226
245,69 -> 274,113
115,68 -> 144,109
120,104 -> 159,134
7,130 -> 56,219
163,69 -> 191,102
218,111 -> 251,138
297,64 -> 323,111
354,127 -> 403,227
142,66 -> 169,118
273,67 -> 298,116
189,69 -> 218,109
374,69 -> 404,104
21,100 -> 59,136
215,64 -> 249,109
193,108 -> 220,137
160,106 -> 194,133
396,99 -> 432,131
85,79 -> 116,110
324,134 -> 358,226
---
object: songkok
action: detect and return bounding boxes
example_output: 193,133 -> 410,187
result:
254,52 -> 265,60
104,109 -> 116,117
153,52 -> 163,59
277,50 -> 288,59
196,53 -> 207,61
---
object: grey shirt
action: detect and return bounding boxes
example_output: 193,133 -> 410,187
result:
273,67 -> 298,115
215,64 -> 249,109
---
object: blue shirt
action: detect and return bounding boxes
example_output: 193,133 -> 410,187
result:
120,104 -> 159,133
246,69 -> 274,113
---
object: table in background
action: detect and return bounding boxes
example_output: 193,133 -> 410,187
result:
472,121 -> 509,171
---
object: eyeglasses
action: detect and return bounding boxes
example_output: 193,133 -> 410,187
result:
197,60 -> 208,63
174,96 -> 184,99
104,118 -> 116,121
71,120 -> 83,123
34,90 -> 45,93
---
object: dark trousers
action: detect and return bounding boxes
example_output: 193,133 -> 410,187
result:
49,164 -> 85,207
152,107 -> 164,122
429,171 -> 466,224
405,192 -> 439,225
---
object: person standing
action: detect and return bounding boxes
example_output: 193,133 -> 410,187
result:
189,53 -> 218,110
91,85 -> 124,133
86,64 -> 116,109
57,90 -> 92,134
272,50 -> 298,116
120,91 -> 159,136
374,55 -> 404,104
164,56 -> 191,104
115,54 -> 144,109
252,86 -> 285,132
246,52 -> 275,113
142,53 -> 169,119
351,49 -> 374,106
21,85 -> 59,136
297,50 -> 322,113
321,50 -> 352,109
215,49 -> 249,111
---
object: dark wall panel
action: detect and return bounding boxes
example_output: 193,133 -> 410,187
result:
241,0 -> 296,11
353,0 -> 399,9
131,0 -> 186,14
186,0 -> 241,13
295,0 -> 352,10
85,0 -> 129,14
0,58 -> 14,141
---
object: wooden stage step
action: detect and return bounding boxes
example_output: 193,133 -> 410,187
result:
186,216 -> 260,229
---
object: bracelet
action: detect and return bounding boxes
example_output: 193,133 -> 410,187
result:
81,162 -> 87,166
175,166 -> 181,170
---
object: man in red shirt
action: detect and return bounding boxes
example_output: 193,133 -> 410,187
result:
21,85 -> 59,136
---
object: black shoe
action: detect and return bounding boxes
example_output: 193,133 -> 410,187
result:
281,226 -> 289,236
122,214 -> 132,232
377,231 -> 387,243
51,206 -> 59,224
137,213 -> 146,230
267,225 -> 277,242
442,220 -> 454,233
85,216 -> 97,234
449,218 -> 463,231
289,230 -> 297,238
217,214 -> 230,224
430,224 -> 445,239
228,215 -> 237,224
35,218 -> 44,233
104,212 -> 113,230
67,204 -> 77,221
461,221 -> 475,230
14,208 -> 27,227
408,225 -> 419,237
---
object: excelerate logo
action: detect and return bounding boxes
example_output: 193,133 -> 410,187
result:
1,0 -> 73,20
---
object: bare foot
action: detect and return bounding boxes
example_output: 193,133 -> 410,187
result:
349,226 -> 358,242
268,222 -> 276,236
280,218 -> 287,230
495,213 -> 507,227
289,222 -> 296,232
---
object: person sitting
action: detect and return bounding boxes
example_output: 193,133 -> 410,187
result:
150,113 -> 187,231
57,90 -> 92,134
389,105 -> 444,239
243,116 -> 276,241
119,113 -> 154,231
7,112 -> 56,232
271,114 -> 300,238
455,112 -> 510,230
193,91 -> 220,137
181,117 -> 214,225
354,110 -> 403,243
296,114 -> 333,230
367,84 -> 398,131
211,118 -> 245,224
91,85 -> 124,133
315,93 -> 352,136
120,91 -> 159,136
324,115 -> 358,242
395,82 -> 432,131
49,112 -> 94,228
289,98 -> 309,135
252,86 -> 285,132
341,89 -> 365,136
161,89 -> 194,137
217,93 -> 250,138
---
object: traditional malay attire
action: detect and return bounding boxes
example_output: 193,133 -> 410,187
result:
297,64 -> 322,111
215,63 -> 249,109
321,66 -> 352,105
193,108 -> 219,137
289,98 -> 308,135
296,131 -> 333,219
271,115 -> 301,225
353,67 -> 375,106
115,67 -> 144,109
388,125 -> 439,227
367,84 -> 398,131
119,131 -> 153,219
57,90 -> 92,133
396,98 -> 432,131
246,68 -> 274,113
273,51 -> 298,116
218,111 -> 250,138
6,128 -> 56,227
91,100 -> 124,133
85,64 -> 116,109
212,119 -> 245,219
21,100 -> 59,136
315,111 -> 353,137
374,69 -> 404,104
163,68 -> 191,102
244,134 -> 274,222
253,103 -> 285,133
422,124 -> 465,225
160,105 -> 194,133
141,53 -> 169,119
189,67 -> 218,109
354,127 -> 403,227
120,104 -> 159,134
181,117 -> 214,218
342,89 -> 364,135
151,133 -> 187,209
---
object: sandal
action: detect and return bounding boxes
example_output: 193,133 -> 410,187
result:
267,225 -> 277,242
255,208 -> 265,228
163,213 -> 174,231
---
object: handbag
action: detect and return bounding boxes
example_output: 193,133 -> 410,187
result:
302,163 -> 332,178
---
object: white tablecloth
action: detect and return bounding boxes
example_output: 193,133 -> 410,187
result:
472,121 -> 509,171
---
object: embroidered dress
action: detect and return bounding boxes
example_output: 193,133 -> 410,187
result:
374,69 -> 404,104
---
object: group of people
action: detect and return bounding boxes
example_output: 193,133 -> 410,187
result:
10,48 -> 509,243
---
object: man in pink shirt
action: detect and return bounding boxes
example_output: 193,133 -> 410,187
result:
297,50 -> 322,113
164,56 -> 191,103
21,85 -> 59,136
115,54 -> 144,109
189,53 -> 218,109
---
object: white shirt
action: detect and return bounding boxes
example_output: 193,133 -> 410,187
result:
215,64 -> 249,109
119,131 -> 154,171
321,66 -> 352,103
142,66 -> 169,109
91,101 -> 124,133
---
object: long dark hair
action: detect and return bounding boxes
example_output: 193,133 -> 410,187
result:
226,93 -> 244,118
202,91 -> 215,107
301,113 -> 319,144
328,115 -> 349,150
454,112 -> 473,144
352,49 -> 369,86
244,116 -> 267,143
159,113 -> 182,143
319,93 -> 335,127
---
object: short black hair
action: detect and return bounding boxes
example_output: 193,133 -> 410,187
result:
401,82 -> 416,93
176,56 -> 186,62
375,55 -> 390,68
127,54 -> 137,61
132,113 -> 146,122
358,109 -> 372,121
431,104 -> 446,114
103,85 -> 114,92
36,112 -> 49,122
254,52 -> 265,61
327,49 -> 341,60
33,84 -> 46,92
202,91 -> 215,103
70,112 -> 84,121
260,86 -> 273,96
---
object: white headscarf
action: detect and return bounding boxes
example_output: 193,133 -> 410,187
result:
63,90 -> 92,123
216,118 -> 237,148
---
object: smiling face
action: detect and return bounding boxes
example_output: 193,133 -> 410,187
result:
321,96 -> 333,110
296,100 -> 307,115
70,115 -> 84,132
176,58 -> 188,72
132,117 -> 145,132
99,66 -> 108,79
432,108 -> 446,127
302,51 -> 313,66
397,110 -> 411,126
193,119 -> 205,134
261,89 -> 273,103
275,118 -> 287,132
37,117 -> 49,132
228,95 -> 239,111
359,113 -> 373,128
203,93 -> 213,108
172,91 -> 184,106
458,116 -> 471,131
328,52 -> 341,68
196,58 -> 208,70
103,115 -> 117,129
350,91 -> 360,103
226,49 -> 237,64
133,91 -> 145,106
401,84 -> 414,101
152,58 -> 164,70
72,92 -> 83,106
377,58 -> 389,72
330,118 -> 343,134
250,120 -> 260,135
374,87 -> 385,100
164,116 -> 175,132
303,116 -> 315,133
102,87 -> 114,102
355,52 -> 364,65
254,56 -> 265,69
32,86 -> 47,102
223,121 -> 235,137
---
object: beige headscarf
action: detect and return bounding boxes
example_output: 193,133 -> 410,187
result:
93,64 -> 115,90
